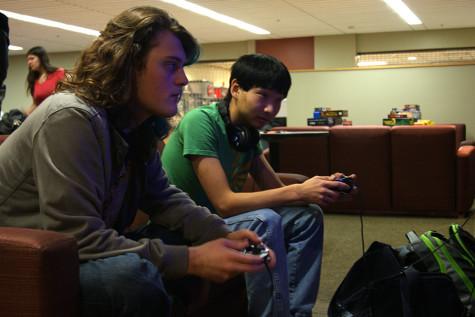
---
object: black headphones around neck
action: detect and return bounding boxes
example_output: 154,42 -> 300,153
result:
218,100 -> 260,152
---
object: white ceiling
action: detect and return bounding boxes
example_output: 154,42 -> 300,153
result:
3,0 -> 475,56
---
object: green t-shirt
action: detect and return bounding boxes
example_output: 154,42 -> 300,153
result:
161,103 -> 263,214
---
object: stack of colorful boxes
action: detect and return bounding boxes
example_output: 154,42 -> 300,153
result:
382,104 -> 421,126
308,108 -> 351,126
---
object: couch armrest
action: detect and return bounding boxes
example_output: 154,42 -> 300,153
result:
275,172 -> 309,185
460,140 -> 475,147
0,227 -> 79,317
457,145 -> 475,217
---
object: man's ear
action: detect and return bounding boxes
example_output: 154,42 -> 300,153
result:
230,78 -> 240,99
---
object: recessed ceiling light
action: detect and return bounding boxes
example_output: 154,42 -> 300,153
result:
382,0 -> 422,25
160,0 -> 270,35
0,10 -> 100,36
408,56 -> 417,60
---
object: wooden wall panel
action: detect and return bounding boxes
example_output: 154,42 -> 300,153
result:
256,37 -> 314,70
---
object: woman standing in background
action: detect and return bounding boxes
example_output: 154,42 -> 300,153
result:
24,46 -> 65,115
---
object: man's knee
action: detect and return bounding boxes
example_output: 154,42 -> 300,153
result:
308,203 -> 324,217
80,253 -> 171,316
303,204 -> 324,226
254,208 -> 283,227
226,209 -> 283,233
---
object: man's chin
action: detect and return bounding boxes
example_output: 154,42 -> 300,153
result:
256,121 -> 271,130
163,105 -> 177,118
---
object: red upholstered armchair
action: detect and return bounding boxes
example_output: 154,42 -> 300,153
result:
0,134 -> 7,145
0,227 -> 79,316
1,135 -> 77,316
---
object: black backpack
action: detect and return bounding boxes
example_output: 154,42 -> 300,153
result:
397,224 -> 475,315
0,109 -> 26,134
328,241 -> 468,317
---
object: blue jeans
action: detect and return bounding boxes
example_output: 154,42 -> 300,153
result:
224,204 -> 324,317
79,225 -> 188,317
79,253 -> 171,317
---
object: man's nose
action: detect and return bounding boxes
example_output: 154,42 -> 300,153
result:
176,69 -> 188,86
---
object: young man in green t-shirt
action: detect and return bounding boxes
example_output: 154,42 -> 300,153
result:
162,54 -> 356,317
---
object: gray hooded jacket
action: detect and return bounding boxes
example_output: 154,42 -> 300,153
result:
0,92 -> 231,277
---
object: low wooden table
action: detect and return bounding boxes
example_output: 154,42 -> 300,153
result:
260,131 -> 329,172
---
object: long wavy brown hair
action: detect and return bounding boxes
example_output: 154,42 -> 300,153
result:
59,6 -> 200,113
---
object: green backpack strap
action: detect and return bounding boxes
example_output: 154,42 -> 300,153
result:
449,224 -> 475,264
420,231 -> 447,273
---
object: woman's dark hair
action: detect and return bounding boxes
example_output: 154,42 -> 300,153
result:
224,54 -> 291,103
26,46 -> 59,96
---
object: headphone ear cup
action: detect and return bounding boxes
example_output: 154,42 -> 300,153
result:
234,125 -> 249,152
249,126 -> 261,149
231,125 -> 260,152
225,124 -> 245,152
218,100 -> 260,152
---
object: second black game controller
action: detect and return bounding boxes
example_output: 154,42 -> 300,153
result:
241,243 -> 270,264
332,175 -> 355,194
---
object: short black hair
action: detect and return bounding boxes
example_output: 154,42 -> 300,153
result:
224,54 -> 291,102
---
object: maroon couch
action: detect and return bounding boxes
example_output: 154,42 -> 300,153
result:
269,124 -> 475,217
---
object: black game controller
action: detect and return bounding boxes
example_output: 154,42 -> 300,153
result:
241,243 -> 270,264
332,175 -> 355,194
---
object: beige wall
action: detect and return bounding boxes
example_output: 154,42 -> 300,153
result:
200,41 -> 255,61
314,34 -> 356,69
2,28 -> 475,140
